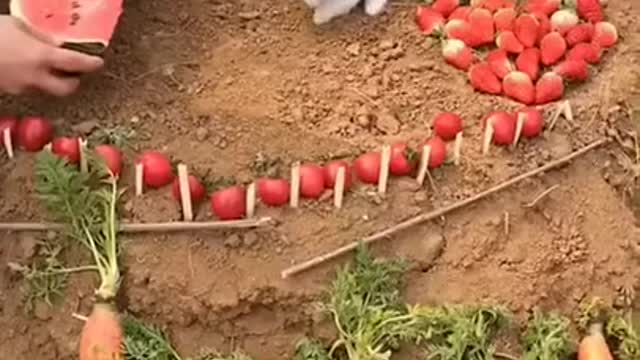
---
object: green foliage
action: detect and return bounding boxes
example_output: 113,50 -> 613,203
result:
295,338 -> 332,360
123,315 -> 182,360
606,314 -> 640,360
522,311 -> 574,360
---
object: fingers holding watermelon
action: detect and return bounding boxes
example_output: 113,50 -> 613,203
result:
0,15 -> 103,97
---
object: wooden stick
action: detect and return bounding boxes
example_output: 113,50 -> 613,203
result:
523,184 -> 559,208
513,113 -> 525,147
453,132 -> 463,166
79,138 -> 88,173
246,182 -> 256,218
334,167 -> 345,209
378,144 -> 391,194
0,217 -> 272,233
3,128 -> 13,159
290,162 -> 301,208
482,124 -> 494,155
280,138 -> 608,278
135,163 -> 144,196
177,164 -> 193,221
416,145 -> 431,186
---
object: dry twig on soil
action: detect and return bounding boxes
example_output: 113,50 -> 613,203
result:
281,138 -> 608,278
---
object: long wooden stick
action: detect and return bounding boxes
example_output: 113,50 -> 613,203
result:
0,217 -> 272,233
281,138 -> 608,279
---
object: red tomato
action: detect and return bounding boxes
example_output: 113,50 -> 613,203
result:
51,137 -> 81,164
484,111 -> 516,145
16,116 -> 53,152
210,185 -> 246,220
257,178 -> 290,206
94,145 -> 123,177
516,107 -> 543,138
171,175 -> 206,204
354,152 -> 381,184
0,116 -> 18,140
299,164 -> 325,199
425,137 -> 447,169
389,142 -> 417,176
323,160 -> 353,190
138,151 -> 174,188
433,112 -> 463,141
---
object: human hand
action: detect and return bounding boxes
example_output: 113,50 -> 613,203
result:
0,15 -> 104,97
304,0 -> 388,25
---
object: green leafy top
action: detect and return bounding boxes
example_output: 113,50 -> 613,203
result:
33,150 -> 123,302
295,338 -> 331,360
123,315 -> 182,360
522,311 -> 574,360
606,314 -> 640,360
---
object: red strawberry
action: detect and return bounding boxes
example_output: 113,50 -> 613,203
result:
525,0 -> 561,16
432,0 -> 459,17
516,48 -> 541,81
567,42 -> 601,64
531,12 -> 551,44
445,19 -> 472,44
416,6 -> 445,34
448,6 -> 472,21
486,49 -> 513,79
471,0 -> 511,12
442,39 -> 475,70
516,107 -> 544,138
468,8 -> 495,47
494,8 -> 517,32
550,9 -> 579,35
577,0 -> 603,23
469,63 -> 502,94
496,31 -> 524,54
535,72 -> 564,104
592,21 -> 617,48
514,14 -> 539,48
565,23 -> 595,46
540,32 -> 567,65
503,71 -> 535,104
553,59 -> 589,81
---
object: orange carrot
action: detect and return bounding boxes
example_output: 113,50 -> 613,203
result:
578,323 -> 614,360
79,303 -> 124,360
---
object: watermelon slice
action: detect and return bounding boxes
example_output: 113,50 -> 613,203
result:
9,0 -> 124,56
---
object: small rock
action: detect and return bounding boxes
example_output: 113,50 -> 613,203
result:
379,40 -> 395,51
375,112 -> 400,135
71,120 -> 98,135
130,115 -> 140,124
18,233 -> 38,261
224,234 -> 242,248
346,43 -> 361,56
238,11 -> 260,20
195,127 -> 209,141
45,231 -> 57,241
33,302 -> 52,321
243,232 -> 258,247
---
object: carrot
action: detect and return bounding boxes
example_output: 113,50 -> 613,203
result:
578,323 -> 614,360
79,303 -> 124,360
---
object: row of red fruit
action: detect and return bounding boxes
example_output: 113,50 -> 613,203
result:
1,106 -> 547,223
417,0 -> 617,105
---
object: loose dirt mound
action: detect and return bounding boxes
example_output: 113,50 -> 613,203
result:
1,1 -> 639,359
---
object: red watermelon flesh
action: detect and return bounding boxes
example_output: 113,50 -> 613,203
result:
10,0 -> 123,55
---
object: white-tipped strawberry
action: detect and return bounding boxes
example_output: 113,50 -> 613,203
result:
445,19 -> 473,45
503,71 -> 535,105
416,6 -> 446,35
593,21 -> 618,48
550,9 -> 579,35
442,39 -> 475,70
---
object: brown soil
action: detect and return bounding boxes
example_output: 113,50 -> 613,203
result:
1,1 -> 640,359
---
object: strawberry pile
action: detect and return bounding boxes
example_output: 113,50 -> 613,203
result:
417,0 -> 618,105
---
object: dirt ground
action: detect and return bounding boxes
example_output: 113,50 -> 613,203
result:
1,0 -> 640,359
